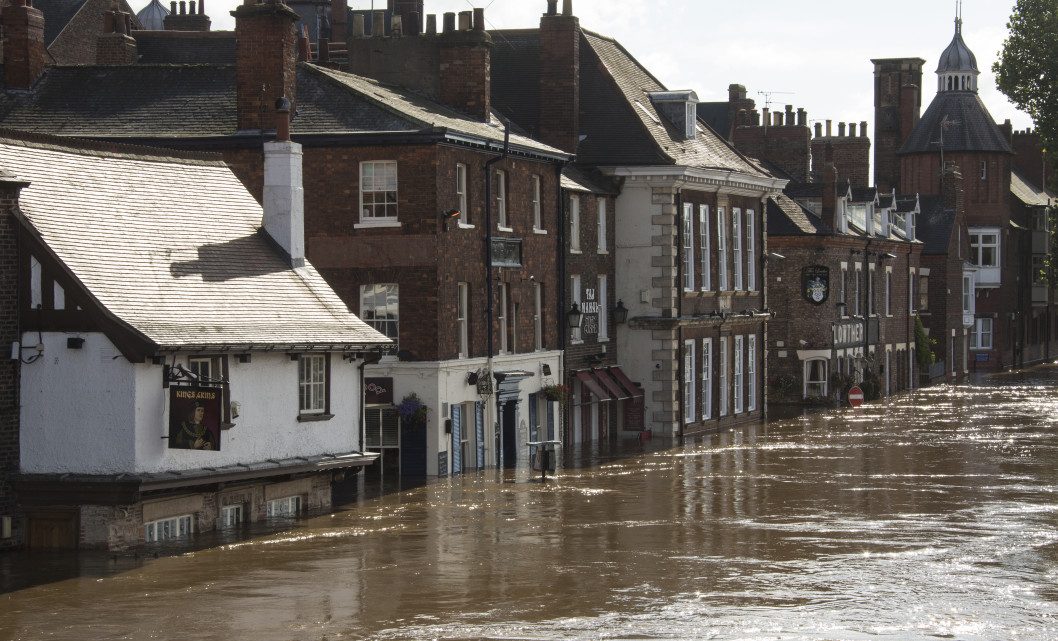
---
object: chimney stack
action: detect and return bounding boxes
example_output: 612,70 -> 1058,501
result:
797,108 -> 807,127
849,122 -> 857,137
538,0 -> 580,152
822,162 -> 838,228
3,0 -> 46,90
860,121 -> 868,137
264,97 -> 305,268
97,8 -> 138,64
814,122 -> 822,138
331,0 -> 348,42
164,0 -> 212,31
784,104 -> 794,126
838,122 -> 846,137
425,14 -> 436,34
825,120 -> 832,137
942,161 -> 964,214
438,8 -> 492,121
232,0 -> 299,132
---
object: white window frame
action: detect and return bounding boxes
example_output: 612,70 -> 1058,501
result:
962,274 -> 973,315
970,229 -> 1000,268
909,269 -> 915,314
719,337 -> 729,416
745,209 -> 756,292
266,496 -> 302,518
358,161 -> 398,225
457,282 -> 469,358
531,174 -> 543,232
804,358 -> 828,398
298,353 -> 327,415
495,169 -> 509,230
533,282 -> 543,351
456,163 -> 469,227
683,203 -> 695,291
885,267 -> 893,317
498,283 -> 509,354
971,317 -> 993,350
747,335 -> 757,411
732,208 -> 743,291
701,338 -> 713,420
361,284 -> 399,349
569,195 -> 582,252
571,275 -> 582,343
853,265 -> 862,316
868,264 -> 877,316
598,275 -> 609,342
717,208 -> 728,291
734,335 -> 744,414
980,160 -> 987,181
597,198 -> 608,254
144,514 -> 193,543
220,504 -> 243,529
683,340 -> 696,424
699,205 -> 711,292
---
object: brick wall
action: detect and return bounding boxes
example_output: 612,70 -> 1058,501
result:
538,12 -> 580,153
0,184 -> 22,550
3,0 -> 46,90
812,135 -> 871,188
873,58 -> 924,192
732,124 -> 811,183
233,1 -> 299,132
901,152 -> 1011,215
1011,129 -> 1050,190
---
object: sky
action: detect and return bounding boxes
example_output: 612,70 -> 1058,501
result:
179,0 -> 1034,133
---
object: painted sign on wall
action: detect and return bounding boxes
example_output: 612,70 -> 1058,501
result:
582,288 -> 600,336
169,387 -> 222,451
365,377 -> 394,405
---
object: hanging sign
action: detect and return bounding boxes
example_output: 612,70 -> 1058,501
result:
169,387 -> 222,451
364,377 -> 394,405
802,265 -> 830,305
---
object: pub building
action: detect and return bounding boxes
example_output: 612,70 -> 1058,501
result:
0,130 -> 388,551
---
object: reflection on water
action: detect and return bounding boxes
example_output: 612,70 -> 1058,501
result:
3,367 -> 1058,640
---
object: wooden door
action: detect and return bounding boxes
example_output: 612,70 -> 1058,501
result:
27,511 -> 78,550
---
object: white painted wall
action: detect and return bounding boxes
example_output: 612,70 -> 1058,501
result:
20,332 -> 137,474
20,332 -> 363,475
614,182 -> 657,319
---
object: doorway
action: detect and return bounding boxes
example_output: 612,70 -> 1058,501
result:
27,510 -> 78,550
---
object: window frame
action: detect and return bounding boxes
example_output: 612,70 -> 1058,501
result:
361,283 -> 399,350
682,203 -> 695,291
745,209 -> 756,292
683,340 -> 695,424
598,275 -> 609,342
719,337 -> 729,416
266,495 -> 303,519
457,282 -> 469,358
531,174 -> 543,232
220,504 -> 243,530
971,317 -> 993,350
699,205 -> 711,292
144,514 -> 193,543
717,208 -> 728,291
732,208 -> 743,291
747,335 -> 757,411
494,169 -> 509,230
569,195 -> 581,252
597,198 -> 608,254
297,353 -> 329,416
498,282 -> 509,354
456,163 -> 469,226
804,358 -> 829,398
885,268 -> 893,317
733,335 -> 744,414
970,230 -> 1000,268
533,282 -> 543,351
358,160 -> 399,225
701,338 -> 713,420
187,355 -> 232,424
570,275 -> 582,344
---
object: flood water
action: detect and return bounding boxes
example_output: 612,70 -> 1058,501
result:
4,367 -> 1058,640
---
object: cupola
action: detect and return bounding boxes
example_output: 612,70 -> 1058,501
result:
136,0 -> 170,31
936,7 -> 979,93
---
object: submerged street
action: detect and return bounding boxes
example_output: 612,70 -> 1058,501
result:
4,367 -> 1058,640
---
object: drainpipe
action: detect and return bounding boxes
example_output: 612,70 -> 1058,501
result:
483,122 -> 510,467
555,161 -> 568,442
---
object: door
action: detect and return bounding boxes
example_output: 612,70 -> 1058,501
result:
475,401 -> 486,469
451,405 -> 463,475
27,511 -> 78,550
502,401 -> 517,468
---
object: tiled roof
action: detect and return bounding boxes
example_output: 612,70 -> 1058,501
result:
133,31 -> 236,64
490,29 -> 543,137
0,135 -> 389,350
900,91 -> 1013,155
767,194 -> 831,236
1010,169 -> 1054,208
917,195 -> 955,255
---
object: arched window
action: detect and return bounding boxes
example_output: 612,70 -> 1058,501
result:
804,359 -> 829,398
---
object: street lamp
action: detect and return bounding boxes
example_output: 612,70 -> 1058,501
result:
567,302 -> 584,329
613,300 -> 629,324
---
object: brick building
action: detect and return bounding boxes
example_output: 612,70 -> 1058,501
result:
0,129 -> 388,551
489,2 -> 785,438
894,15 -> 1056,371
0,0 -> 573,481
0,0 -> 142,67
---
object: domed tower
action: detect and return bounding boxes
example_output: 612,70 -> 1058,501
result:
898,12 -> 1012,205
136,0 -> 170,31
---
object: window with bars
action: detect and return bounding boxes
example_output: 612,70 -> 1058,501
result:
298,354 -> 327,415
359,161 -> 398,223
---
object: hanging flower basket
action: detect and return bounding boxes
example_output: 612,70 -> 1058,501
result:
397,393 -> 429,424
541,384 -> 569,404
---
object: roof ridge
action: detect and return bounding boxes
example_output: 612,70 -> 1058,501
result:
301,63 -> 435,131
0,128 -> 227,166
50,63 -> 234,69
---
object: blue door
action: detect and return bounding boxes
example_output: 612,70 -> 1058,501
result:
475,402 -> 486,469
452,405 -> 463,475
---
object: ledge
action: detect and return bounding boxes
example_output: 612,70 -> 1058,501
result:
354,221 -> 401,230
297,413 -> 335,423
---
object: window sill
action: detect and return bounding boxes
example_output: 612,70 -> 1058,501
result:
598,338 -> 610,343
597,250 -> 609,255
533,228 -> 548,235
570,339 -> 584,345
458,223 -> 476,230
297,413 -> 334,423
496,225 -> 514,233
354,221 -> 401,229
570,249 -> 583,255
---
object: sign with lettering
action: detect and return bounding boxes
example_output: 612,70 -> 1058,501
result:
833,320 -> 865,349
364,377 -> 394,405
802,265 -> 830,305
169,387 -> 222,451
581,288 -> 600,336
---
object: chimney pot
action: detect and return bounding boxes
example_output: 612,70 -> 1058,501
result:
773,112 -> 783,127
199,0 -> 205,15
426,14 -> 437,34
838,122 -> 847,137
562,0 -> 573,16
762,107 -> 770,124
408,11 -> 420,35
826,120 -> 832,137
752,110 -> 760,126
860,120 -> 868,137
352,13 -> 365,37
443,11 -> 455,33
275,96 -> 291,142
814,122 -> 823,137
473,8 -> 485,32
457,10 -> 471,31
546,0 -> 557,15
189,1 -> 196,15
849,123 -> 857,137
797,108 -> 807,127
179,1 -> 185,15
170,1 -> 176,13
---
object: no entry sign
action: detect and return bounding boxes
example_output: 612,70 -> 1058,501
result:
848,386 -> 865,408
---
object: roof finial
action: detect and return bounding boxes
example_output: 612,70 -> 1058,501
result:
955,0 -> 962,34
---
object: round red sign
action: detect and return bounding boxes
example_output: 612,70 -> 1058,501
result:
848,386 -> 865,408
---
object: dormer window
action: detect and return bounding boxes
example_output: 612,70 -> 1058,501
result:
648,91 -> 700,141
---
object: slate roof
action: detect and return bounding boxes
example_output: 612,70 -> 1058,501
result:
937,21 -> 979,73
133,31 -> 236,65
850,187 -> 878,203
0,135 -> 389,350
900,91 -> 1013,155
767,194 -> 831,237
30,0 -> 88,46
490,28 -> 769,176
917,195 -> 954,255
696,101 -> 731,140
135,0 -> 170,31
1010,169 -> 1054,208
561,165 -> 618,195
0,63 -> 567,156
895,195 -> 919,213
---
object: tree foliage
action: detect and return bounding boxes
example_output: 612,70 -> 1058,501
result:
994,0 -> 1058,188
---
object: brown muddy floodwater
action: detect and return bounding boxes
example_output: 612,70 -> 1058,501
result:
3,367 -> 1058,640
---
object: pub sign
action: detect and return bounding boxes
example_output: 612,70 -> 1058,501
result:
802,265 -> 830,305
169,387 -> 222,451
365,377 -> 394,405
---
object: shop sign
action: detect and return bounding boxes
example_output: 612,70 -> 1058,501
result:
833,320 -> 864,349
169,386 -> 222,451
365,377 -> 394,405
803,265 -> 830,305
581,288 -> 600,336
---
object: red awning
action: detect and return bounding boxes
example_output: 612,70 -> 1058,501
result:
575,370 -> 611,401
608,366 -> 644,399
594,369 -> 630,400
